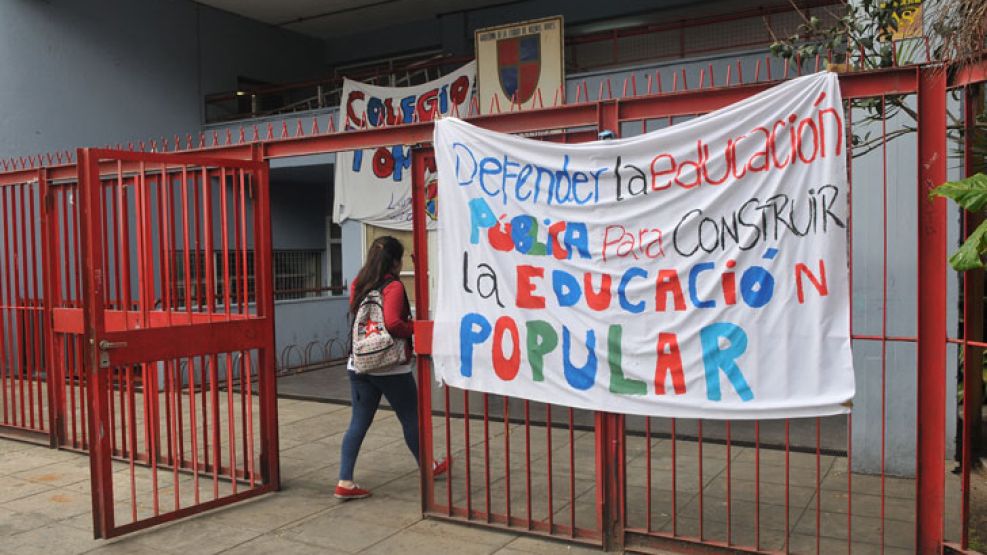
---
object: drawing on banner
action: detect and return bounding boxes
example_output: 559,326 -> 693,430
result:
333,61 -> 475,230
424,168 -> 439,221
431,72 -> 855,420
476,16 -> 564,113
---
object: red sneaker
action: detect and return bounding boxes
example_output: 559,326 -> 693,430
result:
334,484 -> 372,500
432,457 -> 451,478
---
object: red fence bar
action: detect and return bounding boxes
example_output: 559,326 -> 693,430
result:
2,187 -> 16,428
39,168 -> 58,448
960,83 -> 984,551
596,99 -> 624,552
77,147 -> 116,538
411,146 -> 435,514
251,144 -> 280,490
0,172 -> 52,443
915,67 -> 948,554
0,68 -> 930,191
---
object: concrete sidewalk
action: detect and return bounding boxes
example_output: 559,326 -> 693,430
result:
0,393 -> 963,554
0,399 -> 610,555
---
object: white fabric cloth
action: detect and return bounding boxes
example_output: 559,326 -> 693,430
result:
333,61 -> 476,230
430,72 -> 855,420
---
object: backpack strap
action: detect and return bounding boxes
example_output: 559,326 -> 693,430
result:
377,277 -> 396,292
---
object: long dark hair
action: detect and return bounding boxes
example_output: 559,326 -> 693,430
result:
350,236 -> 404,315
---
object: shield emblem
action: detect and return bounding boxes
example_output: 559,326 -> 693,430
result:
497,35 -> 541,104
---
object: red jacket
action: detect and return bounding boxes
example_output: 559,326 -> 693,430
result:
351,274 -> 414,350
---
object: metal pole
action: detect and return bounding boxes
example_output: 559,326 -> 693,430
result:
38,168 -> 59,448
595,99 -> 624,551
915,67 -> 948,554
960,83 -> 984,550
411,146 -> 434,514
77,148 -> 115,538
252,144 -> 280,490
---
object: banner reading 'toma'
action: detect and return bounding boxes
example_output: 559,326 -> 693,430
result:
333,61 -> 476,230
431,72 -> 855,420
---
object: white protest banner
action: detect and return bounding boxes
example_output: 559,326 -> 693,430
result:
333,61 -> 476,230
432,72 -> 854,420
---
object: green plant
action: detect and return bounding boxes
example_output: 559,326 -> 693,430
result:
767,0 -> 912,68
930,173 -> 987,270
766,1 -> 984,163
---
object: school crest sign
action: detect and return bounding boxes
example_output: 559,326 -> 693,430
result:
431,73 -> 855,420
476,17 -> 564,113
497,35 -> 541,103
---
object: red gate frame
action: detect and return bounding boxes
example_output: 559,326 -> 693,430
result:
75,148 -> 280,538
407,65 -> 966,554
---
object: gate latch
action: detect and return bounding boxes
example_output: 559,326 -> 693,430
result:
98,340 -> 128,369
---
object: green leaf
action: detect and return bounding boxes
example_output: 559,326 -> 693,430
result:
949,219 -> 987,271
930,173 -> 987,211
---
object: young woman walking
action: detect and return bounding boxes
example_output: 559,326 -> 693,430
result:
335,236 -> 448,500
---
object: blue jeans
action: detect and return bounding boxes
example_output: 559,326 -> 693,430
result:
339,371 -> 420,481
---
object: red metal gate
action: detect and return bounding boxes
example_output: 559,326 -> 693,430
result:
409,64 -> 985,554
0,171 -> 54,443
71,148 -> 279,538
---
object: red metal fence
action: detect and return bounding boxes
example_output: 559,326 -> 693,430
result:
0,54 -> 984,551
409,64 -> 986,554
0,149 -> 281,538
0,174 -> 52,443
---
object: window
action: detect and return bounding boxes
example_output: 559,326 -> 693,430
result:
328,222 -> 344,295
364,227 -> 416,305
171,250 -> 257,307
363,225 -> 438,314
173,249 -> 327,304
274,250 -> 324,300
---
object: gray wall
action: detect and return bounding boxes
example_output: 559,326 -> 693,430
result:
0,0 -> 326,160
267,157 -> 355,370
270,169 -> 329,251
324,0 -> 712,64
197,6 -> 325,98
275,297 -> 351,371
846,98 -> 922,476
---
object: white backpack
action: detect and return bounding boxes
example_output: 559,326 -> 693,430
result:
351,282 -> 408,373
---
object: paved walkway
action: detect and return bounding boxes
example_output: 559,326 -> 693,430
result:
0,399 -> 612,555
0,395 -> 966,554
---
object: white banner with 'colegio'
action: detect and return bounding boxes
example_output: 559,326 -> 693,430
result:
333,61 -> 476,230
